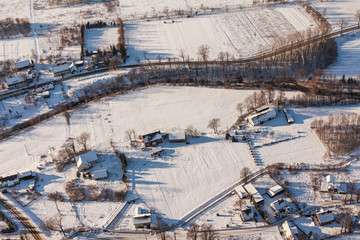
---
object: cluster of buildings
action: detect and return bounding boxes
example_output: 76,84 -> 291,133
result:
320,174 -> 347,194
138,130 -> 187,147
0,170 -> 36,190
2,59 -> 35,89
76,150 -> 108,180
245,105 -> 295,126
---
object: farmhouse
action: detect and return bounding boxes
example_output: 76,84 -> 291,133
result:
139,131 -> 163,147
246,108 -> 277,126
93,169 -> 108,180
270,198 -> 289,212
244,183 -> 264,205
5,75 -> 27,88
133,207 -> 155,228
53,64 -> 70,77
77,151 -> 98,171
316,211 -> 334,226
15,59 -> 34,71
240,207 -> 254,221
168,132 -> 186,143
267,185 -> 284,198
234,185 -> 248,199
282,221 -> 300,240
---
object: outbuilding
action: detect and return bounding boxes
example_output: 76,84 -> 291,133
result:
15,59 -> 34,70
316,211 -> 334,226
53,64 -> 70,77
267,185 -> 284,198
93,169 -> 108,180
169,132 -> 186,143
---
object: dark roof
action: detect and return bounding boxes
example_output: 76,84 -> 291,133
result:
0,174 -> 18,182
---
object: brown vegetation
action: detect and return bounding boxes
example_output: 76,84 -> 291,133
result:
0,18 -> 30,38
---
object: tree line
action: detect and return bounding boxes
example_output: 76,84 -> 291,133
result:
0,18 -> 30,38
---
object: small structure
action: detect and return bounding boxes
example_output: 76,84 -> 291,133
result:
93,169 -> 108,180
240,207 -> 254,221
326,174 -> 335,183
316,210 -> 334,226
15,59 -> 34,70
267,185 -> 284,198
53,64 -> 70,77
19,170 -> 35,180
35,82 -> 54,93
270,198 -> 289,212
69,62 -> 78,74
320,175 -> 347,194
77,151 -> 98,171
168,132 -> 186,143
244,183 -> 264,205
139,131 -> 163,147
133,207 -> 153,228
234,185 -> 248,199
282,220 -> 299,240
150,147 -> 163,158
41,91 -> 50,98
283,108 -> 294,124
246,107 -> 277,126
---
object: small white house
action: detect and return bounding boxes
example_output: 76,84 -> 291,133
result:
234,185 -> 248,199
77,151 -> 98,171
267,185 -> 284,198
168,132 -> 186,143
270,198 -> 289,212
93,169 -> 108,180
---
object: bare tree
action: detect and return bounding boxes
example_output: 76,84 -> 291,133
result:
347,180 -> 356,202
63,111 -> 70,125
76,132 -> 91,151
339,19 -> 347,35
197,45 -> 210,63
236,103 -> 244,119
355,10 -> 360,26
124,129 -> 136,144
240,167 -> 252,183
187,223 -> 200,240
185,125 -> 195,137
234,198 -> 244,210
200,223 -> 217,240
207,118 -> 220,134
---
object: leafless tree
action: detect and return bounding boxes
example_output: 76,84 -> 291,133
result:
236,103 -> 244,119
234,198 -> 244,210
355,10 -> 360,26
200,223 -> 217,240
197,45 -> 210,63
124,129 -> 136,143
240,167 -> 252,183
185,125 -> 195,137
76,132 -> 91,151
187,223 -> 200,240
339,19 -> 347,35
347,180 -> 356,202
207,118 -> 220,134
63,111 -> 70,125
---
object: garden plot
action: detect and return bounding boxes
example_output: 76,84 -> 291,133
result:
0,37 -> 35,61
125,5 -> 318,63
84,26 -> 119,52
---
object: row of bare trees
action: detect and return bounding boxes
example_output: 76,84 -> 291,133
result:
0,18 -> 30,38
59,26 -> 80,49
311,113 -> 360,156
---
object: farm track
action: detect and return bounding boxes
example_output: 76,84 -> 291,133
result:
0,193 -> 45,240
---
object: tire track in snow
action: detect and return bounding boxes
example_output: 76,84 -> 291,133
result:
243,12 -> 269,45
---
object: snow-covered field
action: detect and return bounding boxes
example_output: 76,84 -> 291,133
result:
84,26 -> 119,52
126,5 -> 317,62
327,32 -> 360,78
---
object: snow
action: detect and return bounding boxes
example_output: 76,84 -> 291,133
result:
0,37 -> 35,61
84,26 -> 119,52
125,5 -> 317,63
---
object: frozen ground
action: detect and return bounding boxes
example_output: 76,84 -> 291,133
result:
125,5 -> 317,63
327,31 -> 360,78
84,26 -> 119,52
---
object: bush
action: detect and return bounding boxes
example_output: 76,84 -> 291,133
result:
65,180 -> 85,201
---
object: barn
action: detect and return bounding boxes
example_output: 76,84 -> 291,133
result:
168,132 -> 186,143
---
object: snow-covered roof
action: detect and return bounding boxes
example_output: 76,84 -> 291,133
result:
326,174 -> 335,183
53,64 -> 70,74
267,185 -> 283,197
244,183 -> 258,195
252,192 -> 264,204
316,211 -> 334,224
77,157 -> 89,168
247,108 -> 277,126
79,151 -> 98,164
140,131 -> 162,143
169,132 -> 186,141
271,198 -> 289,211
93,169 -> 108,180
19,170 -> 32,179
234,185 -> 248,198
134,207 -> 152,218
15,59 -> 33,69
282,221 -> 298,238
6,76 -> 26,86
241,208 -> 253,220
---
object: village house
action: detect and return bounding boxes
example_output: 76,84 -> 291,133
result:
320,174 -> 347,194
240,207 -> 254,221
267,185 -> 284,198
244,183 -> 264,205
133,206 -> 155,228
316,210 -> 334,226
139,131 -> 163,147
270,198 -> 289,212
15,59 -> 34,71
77,151 -> 99,171
93,169 -> 108,180
246,106 -> 277,126
5,75 -> 28,88
53,64 -> 70,77
168,132 -> 186,143
234,185 -> 248,199
282,220 -> 300,240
